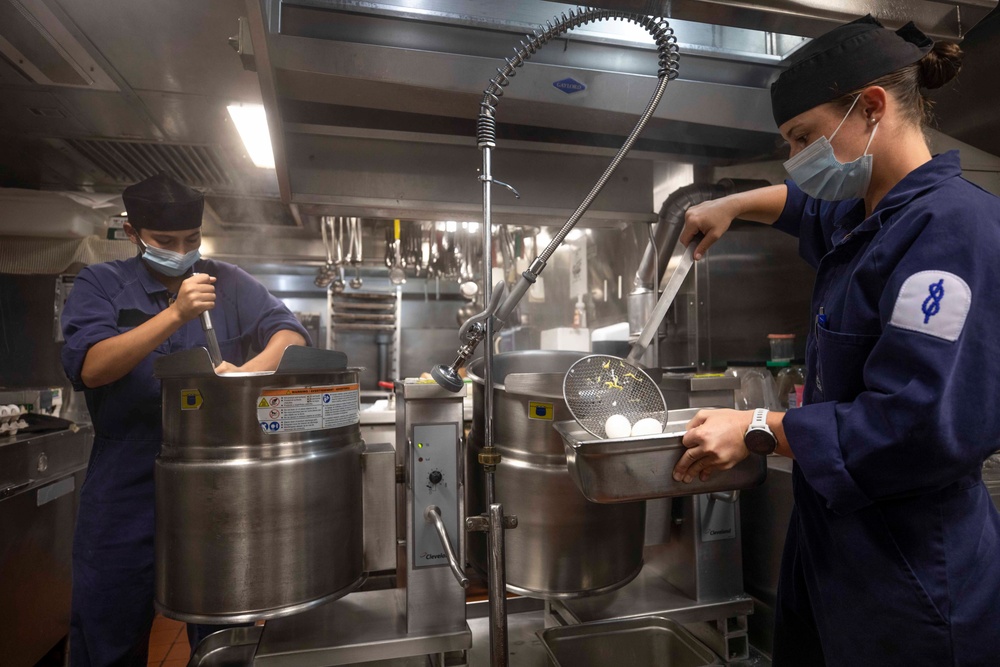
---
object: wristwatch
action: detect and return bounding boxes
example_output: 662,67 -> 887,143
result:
744,408 -> 777,455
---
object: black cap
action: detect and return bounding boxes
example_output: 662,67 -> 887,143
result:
122,173 -> 204,231
770,15 -> 933,127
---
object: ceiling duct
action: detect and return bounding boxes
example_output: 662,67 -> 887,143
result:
0,0 -> 118,90
63,139 -> 235,189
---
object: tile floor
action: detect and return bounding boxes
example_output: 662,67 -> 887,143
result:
147,614 -> 190,667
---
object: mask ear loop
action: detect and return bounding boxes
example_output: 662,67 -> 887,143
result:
829,94 -> 862,142
862,122 -> 879,156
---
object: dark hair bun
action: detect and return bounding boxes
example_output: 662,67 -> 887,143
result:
918,41 -> 963,89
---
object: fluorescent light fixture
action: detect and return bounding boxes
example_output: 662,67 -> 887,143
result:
566,229 -> 583,241
227,104 -> 275,169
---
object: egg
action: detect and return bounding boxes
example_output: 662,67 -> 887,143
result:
630,418 -> 663,437
604,414 -> 632,439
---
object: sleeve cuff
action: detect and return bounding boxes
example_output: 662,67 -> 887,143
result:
60,342 -> 92,391
771,179 -> 807,237
259,313 -> 312,349
783,402 -> 873,515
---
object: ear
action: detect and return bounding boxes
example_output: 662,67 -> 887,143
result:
123,221 -> 142,246
859,86 -> 888,125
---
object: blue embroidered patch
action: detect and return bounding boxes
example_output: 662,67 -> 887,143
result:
921,279 -> 944,324
890,271 -> 971,343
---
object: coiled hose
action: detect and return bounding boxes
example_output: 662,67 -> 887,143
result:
432,7 -> 680,392
488,7 -> 681,320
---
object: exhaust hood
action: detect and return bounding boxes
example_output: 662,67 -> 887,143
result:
245,0 -> 997,220
0,0 -> 995,229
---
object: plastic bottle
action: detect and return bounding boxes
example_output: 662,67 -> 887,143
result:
776,359 -> 806,410
725,361 -> 780,411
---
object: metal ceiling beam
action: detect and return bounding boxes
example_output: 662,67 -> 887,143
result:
574,0 -> 997,40
245,0 -> 292,203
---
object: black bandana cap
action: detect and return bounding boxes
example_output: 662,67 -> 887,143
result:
770,15 -> 933,128
121,173 -> 204,231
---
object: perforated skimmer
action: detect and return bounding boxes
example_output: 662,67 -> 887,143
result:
562,355 -> 666,438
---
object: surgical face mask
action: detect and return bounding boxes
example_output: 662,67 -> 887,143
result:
783,95 -> 879,201
137,237 -> 201,277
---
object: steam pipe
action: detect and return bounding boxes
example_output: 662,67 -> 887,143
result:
633,179 -> 772,291
627,178 -> 770,368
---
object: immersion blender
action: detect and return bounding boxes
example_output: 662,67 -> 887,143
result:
192,271 -> 223,367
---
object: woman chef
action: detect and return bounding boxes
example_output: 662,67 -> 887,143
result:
61,173 -> 309,666
673,15 -> 1000,666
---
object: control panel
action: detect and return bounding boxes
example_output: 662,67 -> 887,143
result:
411,423 -> 460,569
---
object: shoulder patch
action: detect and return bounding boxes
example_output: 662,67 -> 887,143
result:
889,271 -> 971,342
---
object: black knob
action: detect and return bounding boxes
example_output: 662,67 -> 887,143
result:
428,470 -> 443,485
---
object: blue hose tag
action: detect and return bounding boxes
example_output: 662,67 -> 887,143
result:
553,77 -> 586,94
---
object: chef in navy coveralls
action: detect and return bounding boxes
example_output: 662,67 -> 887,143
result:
61,173 -> 309,666
672,15 -> 1000,667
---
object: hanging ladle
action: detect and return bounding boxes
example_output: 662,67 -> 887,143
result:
349,217 -> 363,289
389,218 -> 406,285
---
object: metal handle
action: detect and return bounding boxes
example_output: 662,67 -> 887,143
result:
192,272 -> 223,367
710,490 -> 740,504
626,237 -> 699,364
199,310 -> 224,368
0,481 -> 31,499
424,505 -> 469,588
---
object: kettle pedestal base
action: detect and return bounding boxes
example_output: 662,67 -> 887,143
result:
189,589 -> 471,667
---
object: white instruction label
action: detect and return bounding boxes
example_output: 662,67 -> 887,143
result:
256,383 -> 360,434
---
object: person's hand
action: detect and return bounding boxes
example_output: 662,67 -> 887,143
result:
673,409 -> 753,483
679,196 -> 740,260
214,361 -> 240,374
172,274 -> 216,323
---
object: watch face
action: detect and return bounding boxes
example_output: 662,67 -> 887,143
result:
745,428 -> 777,455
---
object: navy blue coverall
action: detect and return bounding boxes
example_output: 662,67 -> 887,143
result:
771,151 -> 1000,666
61,256 -> 309,667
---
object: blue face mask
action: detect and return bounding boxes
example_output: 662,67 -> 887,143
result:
137,238 -> 201,277
783,95 -> 879,201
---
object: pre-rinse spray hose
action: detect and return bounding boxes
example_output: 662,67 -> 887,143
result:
432,7 -> 680,391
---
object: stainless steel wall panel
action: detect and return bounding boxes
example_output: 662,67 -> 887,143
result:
656,222 -> 814,369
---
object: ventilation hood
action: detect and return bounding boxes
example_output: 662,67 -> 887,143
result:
0,0 -> 995,231
246,0 -> 997,221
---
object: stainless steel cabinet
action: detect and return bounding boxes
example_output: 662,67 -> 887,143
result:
0,426 -> 92,667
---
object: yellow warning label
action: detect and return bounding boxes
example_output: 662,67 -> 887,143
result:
528,401 -> 554,421
256,383 -> 360,435
181,389 -> 203,410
